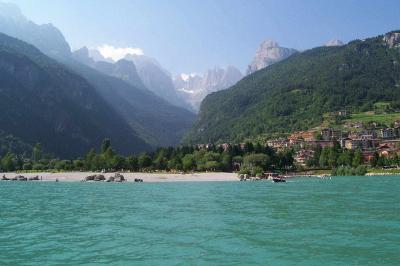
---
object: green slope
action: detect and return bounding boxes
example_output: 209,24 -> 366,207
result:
0,33 -> 150,158
185,31 -> 400,144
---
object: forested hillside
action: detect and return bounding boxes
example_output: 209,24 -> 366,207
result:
185,31 -> 400,144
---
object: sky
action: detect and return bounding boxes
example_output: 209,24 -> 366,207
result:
6,0 -> 400,75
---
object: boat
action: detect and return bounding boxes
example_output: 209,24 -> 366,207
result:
265,172 -> 286,182
272,176 -> 286,183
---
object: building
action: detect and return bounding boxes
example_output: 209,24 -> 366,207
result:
344,139 -> 363,150
294,149 -> 315,166
379,128 -> 396,139
288,131 -> 316,142
304,140 -> 335,148
267,139 -> 289,150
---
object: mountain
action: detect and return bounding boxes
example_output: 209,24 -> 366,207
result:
246,40 -> 297,75
325,39 -> 344,47
123,54 -> 191,110
0,2 -> 71,58
184,31 -> 400,144
174,66 -> 243,111
0,4 -> 195,149
0,33 -> 150,157
72,47 -> 147,90
62,55 -> 195,148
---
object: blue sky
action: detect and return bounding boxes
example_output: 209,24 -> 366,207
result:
7,0 -> 400,74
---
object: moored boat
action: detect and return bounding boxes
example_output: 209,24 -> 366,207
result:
272,176 -> 286,183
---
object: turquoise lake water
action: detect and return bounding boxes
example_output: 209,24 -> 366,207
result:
0,176 -> 399,265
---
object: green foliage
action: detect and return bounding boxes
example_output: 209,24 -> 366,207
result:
0,139 -> 296,175
185,31 -> 400,144
238,167 -> 251,175
1,152 -> 15,172
243,153 -> 270,170
182,154 -> 196,171
332,165 -> 367,176
32,143 -> 42,162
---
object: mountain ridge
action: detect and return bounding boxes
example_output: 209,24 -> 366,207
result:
0,32 -> 150,157
184,30 -> 400,144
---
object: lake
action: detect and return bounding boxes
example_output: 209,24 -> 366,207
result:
0,176 -> 399,265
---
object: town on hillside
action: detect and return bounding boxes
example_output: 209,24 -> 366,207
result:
267,121 -> 400,167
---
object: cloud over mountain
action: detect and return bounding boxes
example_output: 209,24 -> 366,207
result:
97,44 -> 144,61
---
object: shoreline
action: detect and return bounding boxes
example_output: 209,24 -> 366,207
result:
0,172 -> 239,183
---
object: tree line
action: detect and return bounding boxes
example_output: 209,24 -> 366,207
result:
0,140 -> 295,174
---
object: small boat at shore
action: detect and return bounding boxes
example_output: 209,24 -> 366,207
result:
272,176 -> 286,183
265,172 -> 287,182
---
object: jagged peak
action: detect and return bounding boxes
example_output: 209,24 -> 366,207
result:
325,39 -> 344,47
259,39 -> 280,49
383,31 -> 400,48
0,2 -> 26,22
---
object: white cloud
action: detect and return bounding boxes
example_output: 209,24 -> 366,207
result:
177,88 -> 195,94
180,72 -> 199,81
97,44 -> 144,61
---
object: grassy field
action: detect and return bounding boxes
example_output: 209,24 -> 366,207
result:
367,168 -> 400,174
344,111 -> 400,124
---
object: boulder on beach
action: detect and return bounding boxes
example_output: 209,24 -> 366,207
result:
84,174 -> 105,182
114,173 -> 125,182
12,175 -> 27,181
28,176 -> 39,181
94,175 -> 106,181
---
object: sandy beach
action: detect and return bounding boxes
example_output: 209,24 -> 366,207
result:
0,172 -> 239,183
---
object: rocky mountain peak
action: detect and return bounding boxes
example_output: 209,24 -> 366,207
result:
174,66 -> 243,112
383,32 -> 400,48
325,39 -> 344,47
259,39 -> 279,49
246,40 -> 297,75
0,2 -> 71,58
0,2 -> 26,22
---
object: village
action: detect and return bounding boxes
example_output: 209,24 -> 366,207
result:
267,120 -> 400,167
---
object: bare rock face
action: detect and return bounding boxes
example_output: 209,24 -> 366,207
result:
246,40 -> 297,75
0,2 -> 71,58
174,66 -> 243,112
383,32 -> 400,48
325,39 -> 344,47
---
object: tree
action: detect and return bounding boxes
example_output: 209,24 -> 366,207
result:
393,153 -> 400,166
370,152 -> 379,167
138,153 -> 152,169
243,153 -> 270,171
126,156 -> 138,171
84,149 -> 97,170
1,152 -> 15,172
243,142 -> 254,154
103,147 -> 116,169
101,139 -> 111,154
352,149 -> 363,167
153,150 -> 168,170
328,148 -> 338,168
182,154 -> 196,171
110,155 -> 126,170
277,149 -> 294,170
205,160 -> 221,171
319,148 -> 330,168
337,150 -> 351,167
221,154 -> 232,172
33,143 -> 42,162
